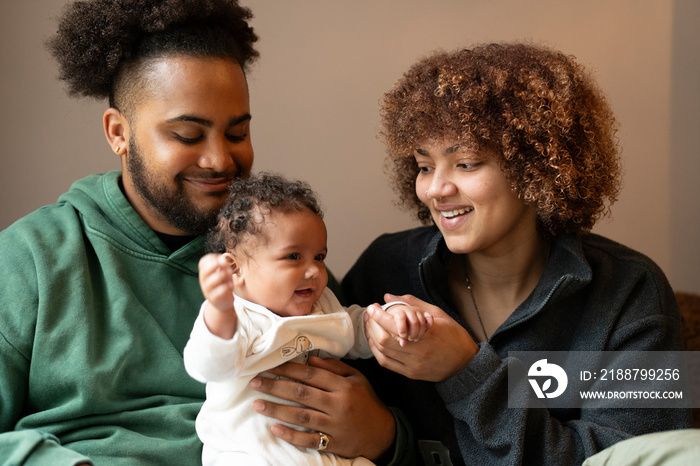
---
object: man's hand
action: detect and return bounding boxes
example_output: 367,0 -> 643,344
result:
249,357 -> 395,460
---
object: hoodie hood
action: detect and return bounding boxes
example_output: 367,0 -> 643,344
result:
58,171 -> 205,270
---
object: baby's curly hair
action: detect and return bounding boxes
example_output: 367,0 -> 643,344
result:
207,172 -> 324,254
381,42 -> 621,237
47,0 -> 258,111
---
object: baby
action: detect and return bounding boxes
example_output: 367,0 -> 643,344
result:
184,172 -> 431,465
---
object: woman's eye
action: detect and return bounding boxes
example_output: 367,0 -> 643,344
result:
458,162 -> 480,170
417,166 -> 433,174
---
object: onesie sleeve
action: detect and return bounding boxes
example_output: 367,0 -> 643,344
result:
344,304 -> 373,360
183,301 -> 249,383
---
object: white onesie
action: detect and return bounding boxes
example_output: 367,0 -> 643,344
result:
184,288 -> 376,465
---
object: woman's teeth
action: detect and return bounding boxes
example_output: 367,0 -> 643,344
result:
440,207 -> 473,218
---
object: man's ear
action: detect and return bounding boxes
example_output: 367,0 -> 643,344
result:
103,107 -> 129,158
222,252 -> 245,286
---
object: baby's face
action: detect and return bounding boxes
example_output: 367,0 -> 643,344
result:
235,208 -> 328,317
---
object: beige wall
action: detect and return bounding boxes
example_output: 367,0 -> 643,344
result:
1,0 -> 698,293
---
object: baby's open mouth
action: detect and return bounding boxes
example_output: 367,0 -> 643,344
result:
295,288 -> 314,298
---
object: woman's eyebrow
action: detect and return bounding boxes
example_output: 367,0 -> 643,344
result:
444,143 -> 461,155
414,143 -> 461,157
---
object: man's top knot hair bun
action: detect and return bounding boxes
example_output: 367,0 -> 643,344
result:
47,0 -> 259,100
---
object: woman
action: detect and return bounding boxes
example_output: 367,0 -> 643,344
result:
342,42 -> 690,465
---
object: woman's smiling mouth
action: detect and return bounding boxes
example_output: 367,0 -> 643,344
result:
440,207 -> 474,218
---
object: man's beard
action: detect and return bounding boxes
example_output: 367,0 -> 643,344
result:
126,140 -> 223,235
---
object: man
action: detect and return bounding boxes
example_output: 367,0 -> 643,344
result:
0,1 -> 406,464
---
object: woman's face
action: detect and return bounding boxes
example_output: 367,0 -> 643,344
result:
414,140 -> 538,256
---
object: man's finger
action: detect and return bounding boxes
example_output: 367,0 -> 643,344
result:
269,423 -> 334,453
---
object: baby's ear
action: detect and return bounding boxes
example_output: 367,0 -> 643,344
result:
222,252 -> 245,286
221,252 -> 236,268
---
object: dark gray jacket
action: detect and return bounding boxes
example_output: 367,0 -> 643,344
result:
343,227 -> 690,466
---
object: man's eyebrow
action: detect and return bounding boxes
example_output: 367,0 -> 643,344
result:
228,114 -> 252,128
165,113 -> 252,128
166,115 -> 213,127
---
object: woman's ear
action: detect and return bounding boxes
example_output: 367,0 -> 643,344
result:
222,252 -> 245,286
103,107 -> 129,158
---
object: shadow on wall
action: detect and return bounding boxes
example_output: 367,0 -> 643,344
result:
670,0 -> 700,294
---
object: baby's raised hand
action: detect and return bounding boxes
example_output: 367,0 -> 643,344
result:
198,253 -> 235,313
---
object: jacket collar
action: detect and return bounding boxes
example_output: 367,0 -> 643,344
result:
418,228 -> 593,339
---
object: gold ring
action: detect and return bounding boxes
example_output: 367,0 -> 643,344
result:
317,432 -> 329,451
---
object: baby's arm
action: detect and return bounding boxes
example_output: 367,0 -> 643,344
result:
198,253 -> 237,339
382,303 -> 433,347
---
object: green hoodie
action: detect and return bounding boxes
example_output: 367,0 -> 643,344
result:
0,171 -> 207,465
0,171 -> 415,466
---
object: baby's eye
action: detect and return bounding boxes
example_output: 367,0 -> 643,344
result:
314,253 -> 326,262
286,253 -> 301,260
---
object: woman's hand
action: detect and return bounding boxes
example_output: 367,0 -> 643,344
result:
365,293 -> 478,382
249,357 -> 395,460
381,303 -> 434,347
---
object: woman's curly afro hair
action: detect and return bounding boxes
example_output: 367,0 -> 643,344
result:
47,0 -> 258,106
207,172 -> 324,254
381,42 -> 621,238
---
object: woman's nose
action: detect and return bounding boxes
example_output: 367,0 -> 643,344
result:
428,171 -> 457,200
